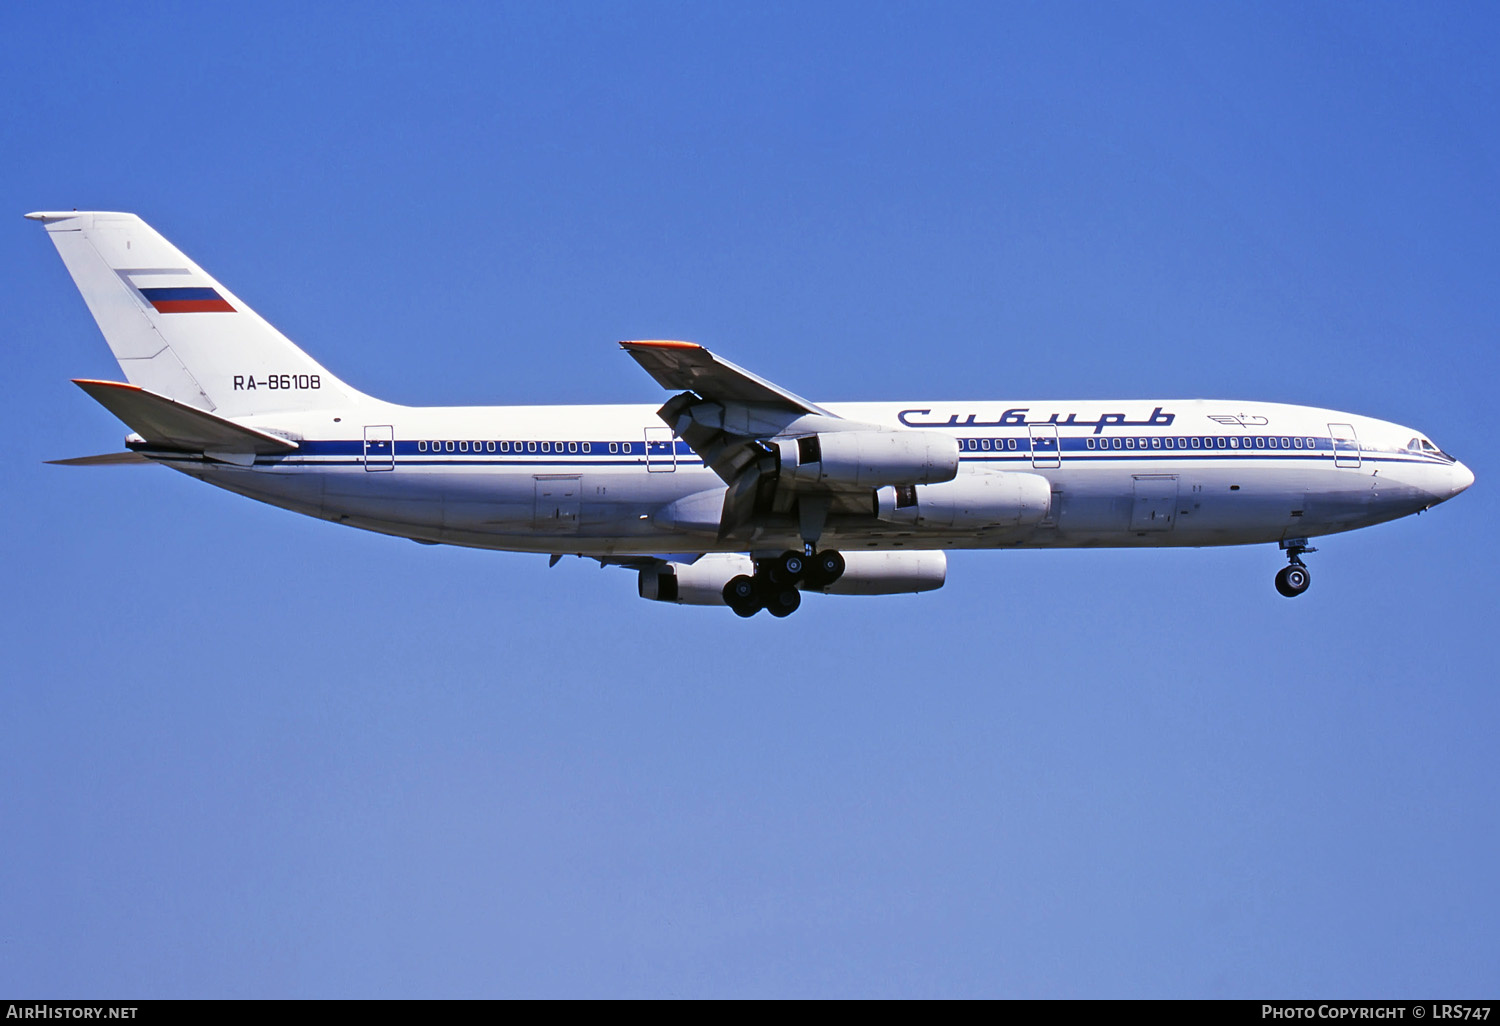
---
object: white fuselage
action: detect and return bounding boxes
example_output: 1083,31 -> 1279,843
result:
148,396 -> 1472,557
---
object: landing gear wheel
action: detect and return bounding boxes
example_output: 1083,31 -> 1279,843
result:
724,575 -> 761,616
764,586 -> 802,618
1275,564 -> 1311,598
808,550 -> 845,587
770,550 -> 806,584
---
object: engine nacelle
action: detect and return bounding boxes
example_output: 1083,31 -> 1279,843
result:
638,550 -> 944,603
875,468 -> 1051,529
639,553 -> 754,605
817,550 -> 946,595
777,430 -> 959,488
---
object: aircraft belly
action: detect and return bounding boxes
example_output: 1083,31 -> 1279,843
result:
321,465 -> 445,528
440,469 -> 534,529
1052,472 -> 1132,534
180,464 -> 328,519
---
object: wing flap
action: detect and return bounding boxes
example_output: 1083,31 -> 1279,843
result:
72,379 -> 298,455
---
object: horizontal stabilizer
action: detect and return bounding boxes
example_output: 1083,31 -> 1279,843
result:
72,378 -> 298,455
46,451 -> 153,466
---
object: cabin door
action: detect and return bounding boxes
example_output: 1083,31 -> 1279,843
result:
1328,423 -> 1361,468
363,424 -> 394,472
533,475 -> 581,532
645,426 -> 677,472
1130,475 -> 1178,532
1028,424 -> 1061,469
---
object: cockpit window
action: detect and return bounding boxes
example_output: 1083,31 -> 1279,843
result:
1415,437 -> 1457,462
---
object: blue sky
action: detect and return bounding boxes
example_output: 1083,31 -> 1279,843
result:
2,1 -> 1495,998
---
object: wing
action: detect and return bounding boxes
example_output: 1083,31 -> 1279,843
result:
622,340 -> 957,543
620,340 -> 831,417
623,340 -> 854,538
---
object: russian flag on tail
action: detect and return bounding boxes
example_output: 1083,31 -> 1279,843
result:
140,286 -> 235,313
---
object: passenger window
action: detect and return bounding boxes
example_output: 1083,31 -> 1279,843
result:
1085,438 -> 1095,450
1125,437 -> 1135,449
569,441 -> 578,453
1190,437 -> 1200,448
582,442 -> 591,453
527,441 -> 537,452
1151,437 -> 1160,448
981,438 -> 991,451
1007,439 -> 1017,450
417,441 -> 427,452
1293,438 -> 1303,448
445,441 -> 455,452
609,442 -> 618,454
1230,437 -> 1239,448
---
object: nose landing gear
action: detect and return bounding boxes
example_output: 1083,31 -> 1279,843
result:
1275,539 -> 1317,598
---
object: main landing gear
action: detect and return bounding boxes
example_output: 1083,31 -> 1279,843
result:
1275,539 -> 1317,598
722,548 -> 847,618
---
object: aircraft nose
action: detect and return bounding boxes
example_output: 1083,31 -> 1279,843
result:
1451,460 -> 1475,497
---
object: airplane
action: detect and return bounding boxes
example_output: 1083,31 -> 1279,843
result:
29,210 -> 1474,617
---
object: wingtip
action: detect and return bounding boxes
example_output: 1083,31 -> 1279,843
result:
72,377 -> 141,391
620,339 -> 703,351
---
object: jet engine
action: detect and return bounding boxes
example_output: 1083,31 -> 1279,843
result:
638,553 -> 754,605
875,467 -> 1051,529
638,550 -> 946,604
776,430 -> 959,488
815,550 -> 945,595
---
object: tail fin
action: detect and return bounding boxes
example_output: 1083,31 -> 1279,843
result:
28,211 -> 367,417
